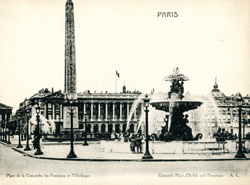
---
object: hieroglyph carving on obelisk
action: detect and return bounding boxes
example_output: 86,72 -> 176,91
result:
64,0 -> 77,99
64,0 -> 78,129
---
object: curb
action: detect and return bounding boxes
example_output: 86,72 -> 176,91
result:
2,142 -> 250,162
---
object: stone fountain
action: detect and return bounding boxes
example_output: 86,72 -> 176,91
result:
100,67 -> 237,154
150,67 -> 203,141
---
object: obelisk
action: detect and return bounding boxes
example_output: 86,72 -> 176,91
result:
64,0 -> 78,129
64,0 -> 76,97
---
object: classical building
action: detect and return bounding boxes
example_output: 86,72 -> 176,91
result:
188,80 -> 250,139
0,103 -> 12,122
15,86 -> 142,136
0,103 -> 13,139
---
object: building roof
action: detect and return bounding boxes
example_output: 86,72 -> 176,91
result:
0,103 -> 13,110
210,78 -> 226,98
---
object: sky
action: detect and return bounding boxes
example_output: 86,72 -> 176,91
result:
0,0 -> 250,112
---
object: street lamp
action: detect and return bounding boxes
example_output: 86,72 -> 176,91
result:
16,112 -> 23,148
24,109 -> 31,151
82,113 -> 89,146
234,92 -> 246,158
3,119 -> 7,143
34,103 -> 43,155
142,94 -> 153,159
65,97 -> 77,158
57,117 -> 62,143
164,115 -> 168,133
242,110 -> 246,139
7,118 -> 11,144
0,121 -> 2,141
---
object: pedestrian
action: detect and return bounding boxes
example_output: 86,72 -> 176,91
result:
130,134 -> 136,153
33,135 -> 39,149
135,133 -> 143,153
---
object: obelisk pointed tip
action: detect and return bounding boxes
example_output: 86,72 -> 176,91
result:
66,0 -> 73,5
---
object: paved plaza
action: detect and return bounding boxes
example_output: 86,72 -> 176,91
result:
1,136 -> 250,161
1,141 -> 250,185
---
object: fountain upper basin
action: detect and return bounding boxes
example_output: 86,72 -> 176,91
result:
150,100 -> 203,112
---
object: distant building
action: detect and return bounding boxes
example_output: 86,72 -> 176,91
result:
188,80 -> 250,138
0,103 -> 13,137
15,87 -> 143,136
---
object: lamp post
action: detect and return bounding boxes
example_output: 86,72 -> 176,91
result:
24,109 -> 31,151
16,112 -> 23,148
34,104 -> 43,155
3,119 -> 7,143
2,120 -> 5,142
82,113 -> 89,146
0,121 -> 2,141
57,117 -> 62,143
142,94 -> 153,159
65,98 -> 77,158
242,110 -> 246,139
164,115 -> 168,132
234,93 -> 246,158
7,118 -> 11,144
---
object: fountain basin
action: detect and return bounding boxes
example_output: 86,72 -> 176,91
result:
100,140 -> 237,154
150,100 -> 202,112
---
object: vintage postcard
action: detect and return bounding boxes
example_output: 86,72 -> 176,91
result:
0,0 -> 250,185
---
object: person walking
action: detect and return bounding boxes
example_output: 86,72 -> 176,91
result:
130,134 -> 136,153
135,133 -> 143,153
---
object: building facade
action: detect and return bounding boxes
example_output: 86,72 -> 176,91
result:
188,80 -> 250,139
14,82 -> 250,139
15,87 -> 142,136
0,103 -> 13,139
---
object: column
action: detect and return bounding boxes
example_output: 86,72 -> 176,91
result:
120,123 -> 123,134
112,102 -> 115,120
98,103 -> 101,120
81,102 -> 84,120
54,103 -> 56,120
105,103 -> 108,121
112,123 -> 115,134
83,102 -> 86,114
230,108 -> 233,125
98,124 -> 101,132
44,103 -> 47,119
60,104 -> 62,119
134,106 -> 137,120
91,102 -> 93,121
105,123 -> 108,132
127,103 -> 130,119
90,124 -> 94,133
52,103 -> 54,119
120,103 -> 122,121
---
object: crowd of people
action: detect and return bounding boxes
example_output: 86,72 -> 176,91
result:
129,133 -> 143,154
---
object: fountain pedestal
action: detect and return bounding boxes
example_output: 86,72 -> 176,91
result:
150,67 -> 203,141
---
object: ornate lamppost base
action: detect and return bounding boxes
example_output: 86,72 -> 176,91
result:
234,152 -> 246,159
67,150 -> 77,158
16,144 -> 23,148
82,142 -> 89,146
24,146 -> 31,151
34,149 -> 43,155
142,152 -> 153,160
57,135 -> 62,143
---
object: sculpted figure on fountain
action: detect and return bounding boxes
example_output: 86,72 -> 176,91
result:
166,67 -> 188,100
